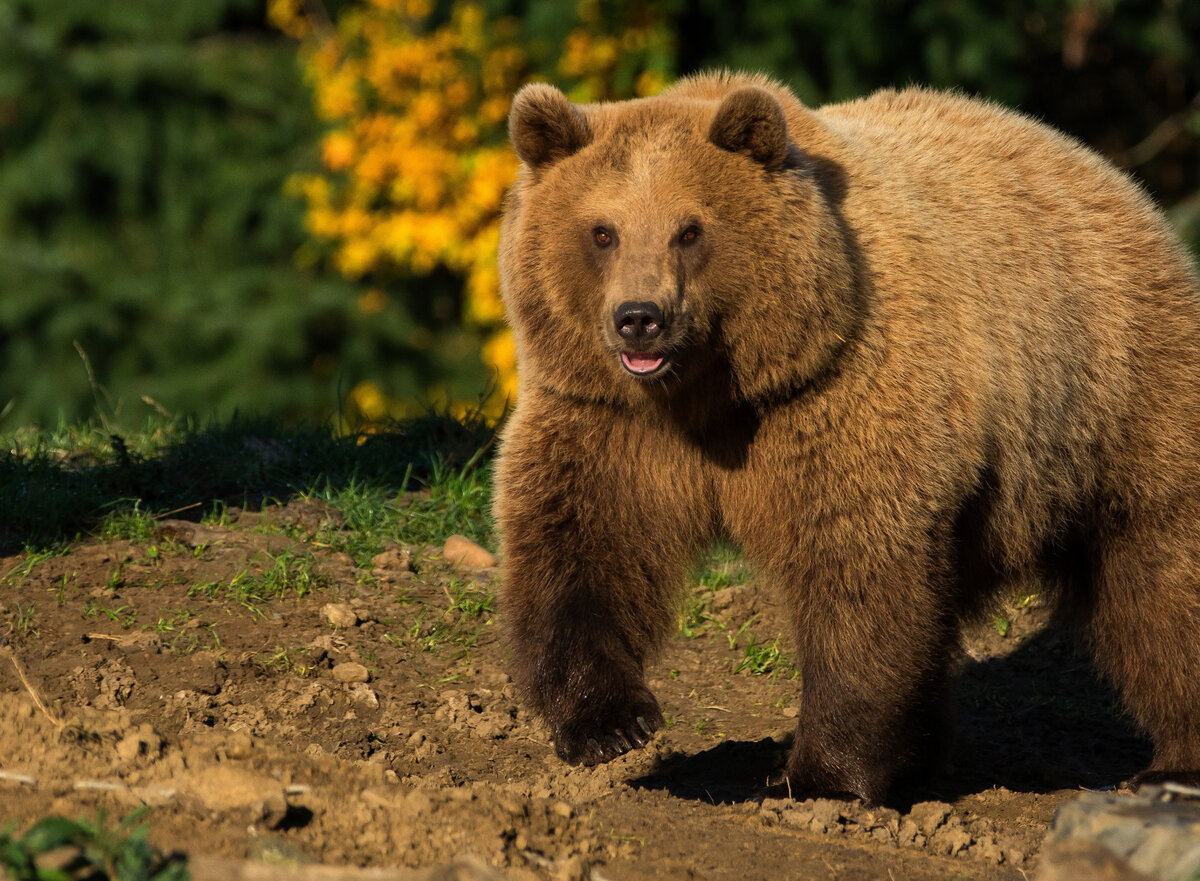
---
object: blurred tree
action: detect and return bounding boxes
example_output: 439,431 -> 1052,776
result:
0,0 -> 485,431
3,0 -> 1194,429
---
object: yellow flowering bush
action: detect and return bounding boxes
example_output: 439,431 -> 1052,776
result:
271,0 -> 674,422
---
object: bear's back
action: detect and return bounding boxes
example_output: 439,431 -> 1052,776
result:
807,86 -> 1200,565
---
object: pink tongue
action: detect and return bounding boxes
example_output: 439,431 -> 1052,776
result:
622,352 -> 664,373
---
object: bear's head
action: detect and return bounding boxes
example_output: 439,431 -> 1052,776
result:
499,76 -> 858,411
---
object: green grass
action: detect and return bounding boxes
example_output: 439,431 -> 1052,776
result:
0,808 -> 187,881
98,503 -> 158,542
396,451 -> 493,547
187,551 -> 328,615
82,599 -> 137,628
1,410 -> 497,554
734,634 -> 797,680
4,601 -> 38,642
385,572 -> 496,661
680,543 -> 754,638
1,544 -> 69,587
690,543 -> 752,591
300,453 -> 493,567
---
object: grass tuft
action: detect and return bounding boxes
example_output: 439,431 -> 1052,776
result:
188,551 -> 327,615
0,807 -> 187,881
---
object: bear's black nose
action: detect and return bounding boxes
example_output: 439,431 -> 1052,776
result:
614,301 -> 665,342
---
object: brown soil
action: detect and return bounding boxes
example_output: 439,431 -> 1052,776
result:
0,499 -> 1153,880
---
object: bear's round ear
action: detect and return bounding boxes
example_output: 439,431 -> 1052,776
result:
708,86 -> 789,170
509,83 -> 592,168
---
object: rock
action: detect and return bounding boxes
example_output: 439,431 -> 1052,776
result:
347,683 -> 379,707
1037,840 -> 1154,881
781,805 -> 814,828
224,731 -> 255,760
322,603 -> 359,628
443,535 -> 497,569
930,826 -> 973,857
182,764 -> 287,815
189,855 -> 508,880
332,662 -> 370,683
1038,786 -> 1200,881
909,800 -> 953,836
245,834 -> 318,865
372,545 -> 416,574
972,834 -> 1005,864
809,799 -> 843,833
710,586 -> 737,613
184,650 -> 227,695
155,520 -> 229,549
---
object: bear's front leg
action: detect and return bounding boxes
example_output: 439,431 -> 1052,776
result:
510,583 -> 666,766
494,405 -> 708,766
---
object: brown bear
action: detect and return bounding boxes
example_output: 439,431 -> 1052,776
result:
492,70 -> 1200,804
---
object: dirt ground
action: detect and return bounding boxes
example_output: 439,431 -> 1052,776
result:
0,498 -> 1154,880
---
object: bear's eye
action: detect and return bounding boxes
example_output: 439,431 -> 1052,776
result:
593,227 -> 614,248
679,225 -> 701,245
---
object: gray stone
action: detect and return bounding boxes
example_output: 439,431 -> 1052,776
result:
1039,786 -> 1200,881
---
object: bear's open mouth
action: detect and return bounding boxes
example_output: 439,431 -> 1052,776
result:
620,351 -> 667,376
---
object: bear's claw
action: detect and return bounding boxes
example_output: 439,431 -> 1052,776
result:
553,692 -> 664,766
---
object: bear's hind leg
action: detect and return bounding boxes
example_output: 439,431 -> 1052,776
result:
1090,508 -> 1200,788
778,553 -> 957,805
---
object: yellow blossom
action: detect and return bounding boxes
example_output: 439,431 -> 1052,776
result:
321,131 -> 357,172
350,380 -> 389,421
278,0 -> 675,421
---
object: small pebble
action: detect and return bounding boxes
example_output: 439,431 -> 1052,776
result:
371,546 -> 415,573
321,603 -> 358,628
332,662 -> 370,683
443,534 -> 498,568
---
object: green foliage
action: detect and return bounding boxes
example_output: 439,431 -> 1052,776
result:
0,808 -> 187,881
0,0 -> 486,431
0,0 -> 1194,434
308,451 -> 493,566
679,544 -> 752,638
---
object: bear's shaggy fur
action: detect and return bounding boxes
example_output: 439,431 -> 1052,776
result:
493,70 -> 1200,803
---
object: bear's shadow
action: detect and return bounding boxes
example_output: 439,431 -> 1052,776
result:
631,625 -> 1151,806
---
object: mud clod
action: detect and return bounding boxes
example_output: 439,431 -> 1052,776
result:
332,662 -> 370,683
